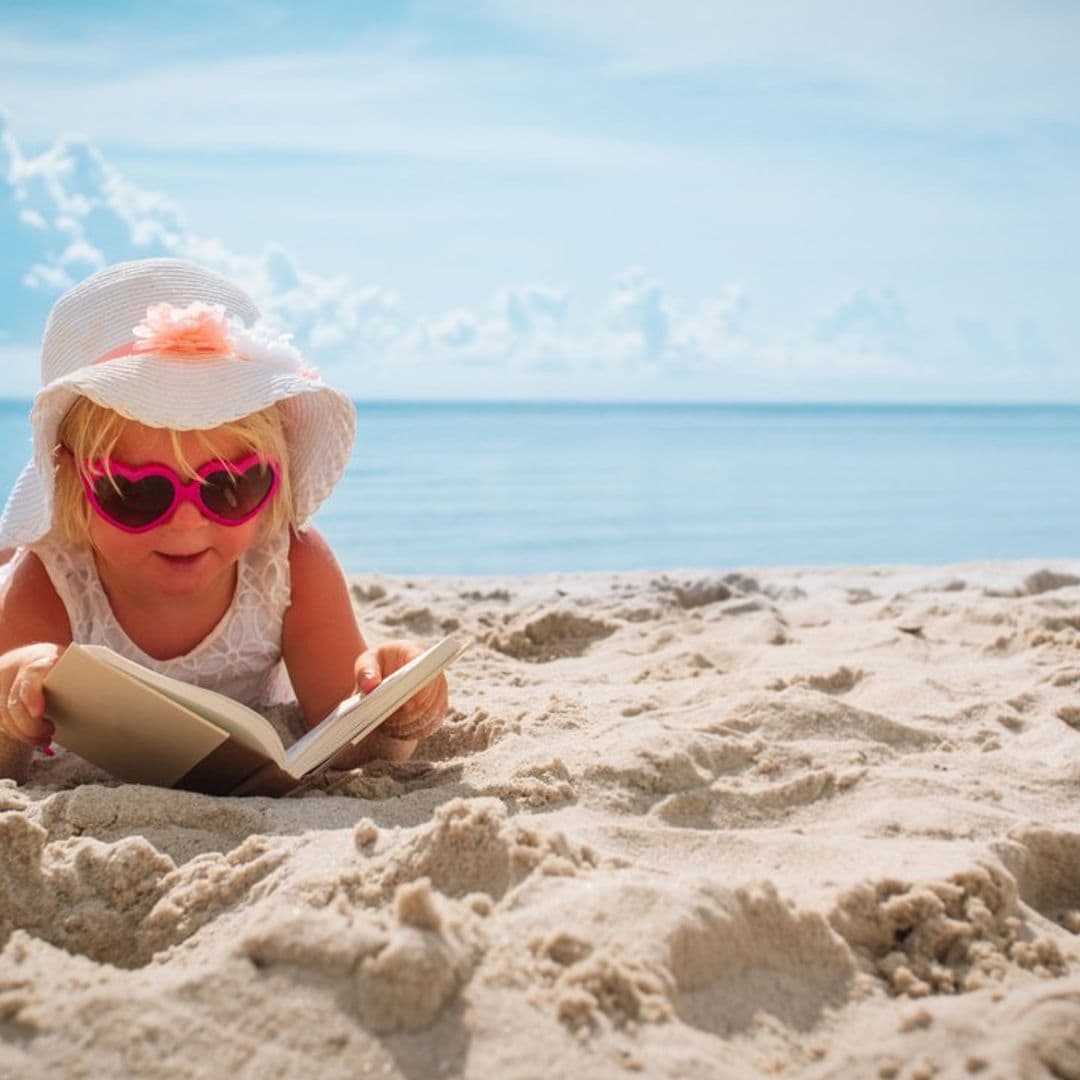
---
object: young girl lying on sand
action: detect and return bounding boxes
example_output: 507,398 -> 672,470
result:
0,258 -> 450,783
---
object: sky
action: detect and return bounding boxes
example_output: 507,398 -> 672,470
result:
0,0 -> 1077,401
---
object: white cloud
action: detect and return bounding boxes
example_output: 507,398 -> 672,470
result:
0,114 -> 1064,400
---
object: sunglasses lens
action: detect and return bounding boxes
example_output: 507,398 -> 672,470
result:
92,474 -> 175,529
201,462 -> 275,521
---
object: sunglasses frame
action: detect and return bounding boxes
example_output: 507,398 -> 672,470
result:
75,451 -> 281,534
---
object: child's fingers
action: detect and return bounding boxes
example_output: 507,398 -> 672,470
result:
20,652 -> 56,705
3,650 -> 61,746
5,679 -> 50,745
17,667 -> 47,721
355,642 -> 451,739
354,648 -> 383,693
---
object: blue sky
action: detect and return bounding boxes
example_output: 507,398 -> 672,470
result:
0,1 -> 1077,400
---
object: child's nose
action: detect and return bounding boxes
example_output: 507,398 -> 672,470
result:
170,498 -> 207,529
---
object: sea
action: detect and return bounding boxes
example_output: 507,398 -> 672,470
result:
1,401 -> 1077,576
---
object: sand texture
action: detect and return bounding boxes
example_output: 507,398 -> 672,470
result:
2,561 -> 1080,1078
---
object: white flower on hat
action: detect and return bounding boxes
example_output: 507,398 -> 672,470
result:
227,318 -> 311,377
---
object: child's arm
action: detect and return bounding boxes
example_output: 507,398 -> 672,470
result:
0,552 -> 73,782
281,528 -> 448,765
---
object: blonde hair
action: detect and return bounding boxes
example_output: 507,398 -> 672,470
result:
53,397 -> 295,548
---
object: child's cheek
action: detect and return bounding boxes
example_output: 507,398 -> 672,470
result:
214,519 -> 263,561
87,515 -> 158,567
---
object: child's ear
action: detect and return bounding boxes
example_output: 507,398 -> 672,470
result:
52,445 -> 74,475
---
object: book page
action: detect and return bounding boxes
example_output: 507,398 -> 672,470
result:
76,645 -> 286,765
284,637 -> 469,776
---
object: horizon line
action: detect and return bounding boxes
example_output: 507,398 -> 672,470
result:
2,396 -> 1080,408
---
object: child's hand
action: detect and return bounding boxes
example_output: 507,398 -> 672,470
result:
0,643 -> 65,749
354,639 -> 450,741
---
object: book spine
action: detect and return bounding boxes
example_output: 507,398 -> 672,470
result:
174,738 -> 278,796
227,759 -> 301,797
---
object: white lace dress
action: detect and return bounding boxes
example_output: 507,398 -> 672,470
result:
30,528 -> 295,708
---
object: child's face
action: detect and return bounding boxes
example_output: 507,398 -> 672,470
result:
81,421 -> 269,598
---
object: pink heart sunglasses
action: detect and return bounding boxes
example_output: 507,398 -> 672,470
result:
71,451 -> 280,533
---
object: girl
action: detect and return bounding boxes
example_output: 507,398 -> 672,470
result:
0,258 -> 449,785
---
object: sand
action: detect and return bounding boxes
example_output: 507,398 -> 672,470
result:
2,560 -> 1080,1078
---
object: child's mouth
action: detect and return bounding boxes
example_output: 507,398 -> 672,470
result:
156,549 -> 210,567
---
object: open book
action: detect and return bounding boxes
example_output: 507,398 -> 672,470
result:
43,636 -> 469,797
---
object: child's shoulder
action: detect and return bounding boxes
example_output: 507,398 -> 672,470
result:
2,548 -> 57,600
288,523 -> 333,559
287,525 -> 346,582
0,549 -> 72,648
284,526 -> 352,626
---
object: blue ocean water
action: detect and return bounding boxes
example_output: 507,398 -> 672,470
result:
0,400 -> 1077,575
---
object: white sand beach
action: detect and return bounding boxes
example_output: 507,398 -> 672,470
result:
2,560 -> 1079,1078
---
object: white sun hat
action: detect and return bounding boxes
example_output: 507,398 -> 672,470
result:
0,257 -> 356,547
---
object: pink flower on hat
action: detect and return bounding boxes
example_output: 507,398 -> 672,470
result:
132,301 -> 232,358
